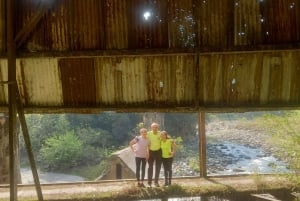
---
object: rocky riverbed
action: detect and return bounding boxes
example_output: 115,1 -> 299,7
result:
172,120 -> 289,177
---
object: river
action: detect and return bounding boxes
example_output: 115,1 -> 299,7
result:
21,168 -> 85,184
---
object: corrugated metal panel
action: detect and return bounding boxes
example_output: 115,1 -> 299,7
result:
1,57 -> 64,107
16,0 -> 45,50
168,0 -> 195,48
127,0 -> 169,49
195,0 -> 234,48
288,52 -> 300,104
16,0 -> 105,51
0,60 -> 8,104
0,0 -> 5,52
0,50 -> 300,110
105,0 -> 128,49
9,0 -> 300,52
95,55 -> 196,107
146,55 -> 196,105
199,50 -> 300,107
234,0 -> 262,45
59,58 -> 96,106
95,57 -> 148,105
53,0 -> 105,50
260,0 -> 300,44
17,58 -> 63,106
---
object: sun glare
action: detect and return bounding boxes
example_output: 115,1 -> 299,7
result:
143,11 -> 151,21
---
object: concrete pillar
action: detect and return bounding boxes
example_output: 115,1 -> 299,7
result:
0,113 -> 21,184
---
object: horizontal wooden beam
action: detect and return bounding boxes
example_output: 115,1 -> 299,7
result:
0,44 -> 300,59
0,105 -> 299,114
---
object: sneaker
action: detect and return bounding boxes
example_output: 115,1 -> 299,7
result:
154,183 -> 160,187
147,183 -> 152,188
140,183 -> 146,188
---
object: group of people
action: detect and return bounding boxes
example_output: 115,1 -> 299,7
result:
129,122 -> 177,188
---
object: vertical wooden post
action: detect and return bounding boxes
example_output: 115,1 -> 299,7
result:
6,0 -> 18,200
199,111 -> 207,177
16,90 -> 44,201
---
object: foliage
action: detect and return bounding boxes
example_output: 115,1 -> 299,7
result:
164,113 -> 198,141
244,111 -> 300,187
188,157 -> 200,172
173,136 -> 183,152
21,114 -> 70,154
70,163 -> 106,180
40,131 -> 83,171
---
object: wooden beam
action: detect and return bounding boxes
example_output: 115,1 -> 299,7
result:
15,0 -> 58,49
0,105 -> 300,114
199,111 -> 207,177
6,0 -> 18,200
16,89 -> 43,201
0,45 -> 296,58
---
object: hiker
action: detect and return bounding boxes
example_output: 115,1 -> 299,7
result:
161,130 -> 177,186
147,122 -> 162,187
129,128 -> 150,187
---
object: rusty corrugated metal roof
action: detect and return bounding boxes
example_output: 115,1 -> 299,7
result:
0,0 -> 300,112
0,50 -> 299,112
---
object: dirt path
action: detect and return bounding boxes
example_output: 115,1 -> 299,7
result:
0,175 -> 292,200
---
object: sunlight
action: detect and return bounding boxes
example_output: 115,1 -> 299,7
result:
143,11 -> 152,21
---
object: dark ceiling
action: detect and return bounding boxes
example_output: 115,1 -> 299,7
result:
0,0 -> 300,113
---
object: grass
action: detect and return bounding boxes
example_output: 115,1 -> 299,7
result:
69,160 -> 109,180
0,175 -> 296,201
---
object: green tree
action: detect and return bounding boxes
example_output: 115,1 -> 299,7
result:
24,114 -> 70,153
164,113 -> 197,142
40,131 -> 83,171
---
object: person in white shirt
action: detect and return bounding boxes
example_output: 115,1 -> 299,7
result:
129,128 -> 150,187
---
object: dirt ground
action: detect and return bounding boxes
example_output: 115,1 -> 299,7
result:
0,174 -> 294,201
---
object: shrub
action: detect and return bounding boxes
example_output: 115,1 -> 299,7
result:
40,131 -> 83,171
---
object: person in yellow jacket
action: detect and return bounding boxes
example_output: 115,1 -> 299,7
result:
160,131 -> 177,186
147,122 -> 162,187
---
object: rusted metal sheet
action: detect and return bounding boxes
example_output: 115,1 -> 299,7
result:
59,58 -> 96,106
17,58 -> 63,107
15,0 -> 105,51
234,0 -> 262,45
145,55 -> 196,105
53,0 -> 105,50
199,50 -> 300,108
95,55 -> 196,107
195,0 -> 234,48
105,0 -> 128,49
4,0 -> 299,52
260,0 -> 300,44
0,58 -> 58,111
168,0 -> 195,48
0,50 -> 300,111
0,60 -> 8,105
0,0 -> 5,52
127,0 -> 169,49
